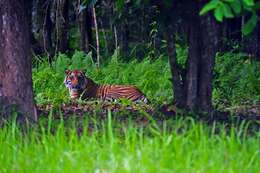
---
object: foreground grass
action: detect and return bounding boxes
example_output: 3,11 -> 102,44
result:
0,113 -> 259,173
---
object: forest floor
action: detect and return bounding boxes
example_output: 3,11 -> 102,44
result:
37,100 -> 260,135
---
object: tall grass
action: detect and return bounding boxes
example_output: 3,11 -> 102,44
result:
0,115 -> 259,173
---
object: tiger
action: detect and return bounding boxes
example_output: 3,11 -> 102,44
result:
64,69 -> 149,104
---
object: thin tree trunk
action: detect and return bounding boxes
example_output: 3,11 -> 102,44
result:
0,0 -> 37,121
34,0 -> 53,59
93,6 -> 100,68
43,0 -> 53,63
164,24 -> 186,108
55,0 -> 69,54
78,2 -> 93,53
100,18 -> 109,55
114,26 -> 118,50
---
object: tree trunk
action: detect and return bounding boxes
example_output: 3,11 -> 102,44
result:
244,23 -> 260,61
184,1 -> 219,112
78,5 -> 93,53
93,6 -> 100,68
185,3 -> 200,110
0,0 -> 37,121
164,24 -> 186,108
198,13 -> 219,112
34,0 -> 53,61
55,0 -> 69,54
43,0 -> 54,63
160,1 -> 219,113
117,3 -> 129,58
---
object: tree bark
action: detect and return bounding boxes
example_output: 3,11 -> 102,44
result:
93,6 -> 100,68
43,0 -> 54,63
117,3 -> 129,58
55,0 -> 69,54
0,0 -> 37,121
184,1 -> 219,112
78,5 -> 93,53
164,24 -> 186,108
244,23 -> 260,61
159,0 -> 219,113
34,0 -> 53,61
185,3 -> 200,110
198,13 -> 219,112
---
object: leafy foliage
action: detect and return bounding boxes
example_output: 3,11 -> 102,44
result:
213,52 -> 260,109
33,51 -> 172,106
200,0 -> 260,35
33,49 -> 260,111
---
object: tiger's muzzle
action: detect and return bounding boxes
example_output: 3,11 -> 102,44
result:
65,81 -> 83,99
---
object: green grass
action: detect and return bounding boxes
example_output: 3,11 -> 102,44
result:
1,51 -> 259,173
0,114 -> 259,173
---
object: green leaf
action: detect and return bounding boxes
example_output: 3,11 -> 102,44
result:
230,1 -> 241,14
242,0 -> 255,6
214,6 -> 224,21
222,3 -> 234,18
116,0 -> 125,11
223,0 -> 235,2
200,0 -> 219,15
242,13 -> 258,35
253,2 -> 260,10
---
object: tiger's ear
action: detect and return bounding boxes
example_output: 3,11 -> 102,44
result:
79,70 -> 86,76
65,69 -> 71,75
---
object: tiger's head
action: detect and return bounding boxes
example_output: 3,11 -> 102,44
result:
64,69 -> 88,99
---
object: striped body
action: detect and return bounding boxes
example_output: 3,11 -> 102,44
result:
64,70 -> 149,103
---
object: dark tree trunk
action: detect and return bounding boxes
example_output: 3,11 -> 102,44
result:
55,0 -> 69,53
117,3 -> 129,58
0,0 -> 37,121
244,23 -> 260,61
118,21 -> 129,58
34,0 -> 53,61
107,2 -> 116,54
158,1 -> 219,113
164,24 -> 186,108
184,1 -> 219,112
78,7 -> 93,54
198,13 -> 219,112
25,0 -> 44,56
43,0 -> 54,63
185,2 -> 200,110
25,0 -> 33,41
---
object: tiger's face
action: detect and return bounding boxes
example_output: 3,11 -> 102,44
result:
64,70 -> 87,99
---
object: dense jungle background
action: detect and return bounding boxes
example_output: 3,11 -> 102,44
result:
0,0 -> 259,172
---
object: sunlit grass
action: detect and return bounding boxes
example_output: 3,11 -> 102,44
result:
0,113 -> 259,173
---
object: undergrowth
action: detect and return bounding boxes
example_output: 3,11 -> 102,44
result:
33,49 -> 260,111
213,52 -> 260,110
33,50 -> 172,106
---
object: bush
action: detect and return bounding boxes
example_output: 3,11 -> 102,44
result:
33,50 -> 260,110
33,51 -> 172,105
213,52 -> 260,109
